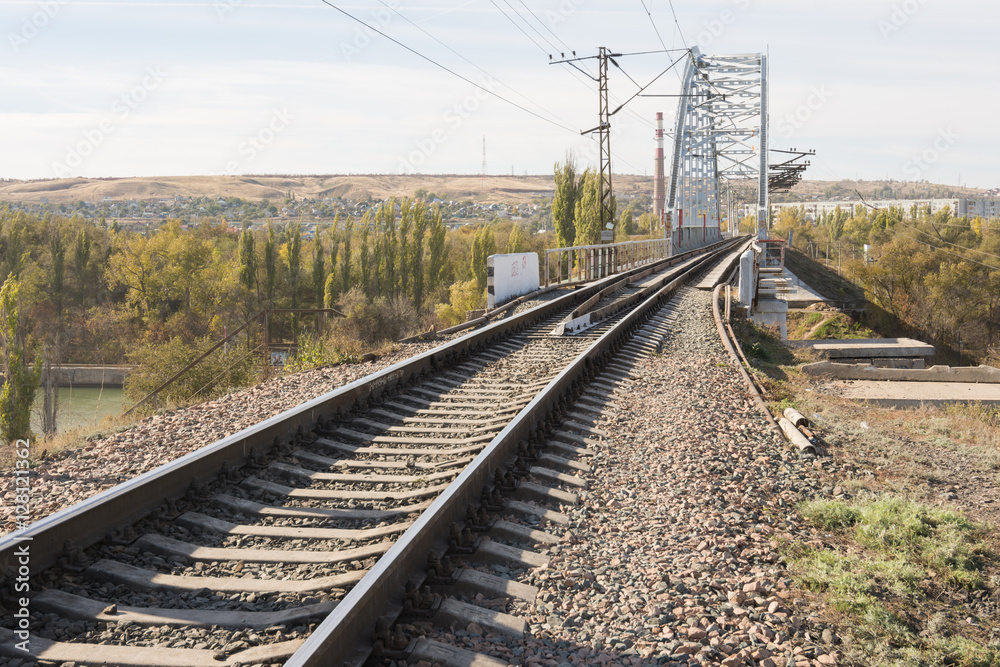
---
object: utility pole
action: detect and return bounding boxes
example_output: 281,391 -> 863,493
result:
596,47 -> 613,239
551,48 -> 620,243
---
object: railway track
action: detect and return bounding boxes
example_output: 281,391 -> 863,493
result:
0,238 -> 743,667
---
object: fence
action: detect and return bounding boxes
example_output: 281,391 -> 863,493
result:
544,238 -> 671,287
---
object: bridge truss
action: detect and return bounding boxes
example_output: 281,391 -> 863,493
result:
667,47 -> 769,248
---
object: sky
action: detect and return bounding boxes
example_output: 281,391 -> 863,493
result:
0,0 -> 998,189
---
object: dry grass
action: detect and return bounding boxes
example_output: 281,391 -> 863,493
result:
731,315 -> 1000,665
0,174 -> 650,206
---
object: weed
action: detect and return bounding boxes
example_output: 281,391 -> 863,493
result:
789,494 -> 997,666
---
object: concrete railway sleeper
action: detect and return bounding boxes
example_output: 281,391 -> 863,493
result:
366,286 -> 734,667
0,239 -> 744,667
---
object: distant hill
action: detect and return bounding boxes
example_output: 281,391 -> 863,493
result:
0,174 -> 988,206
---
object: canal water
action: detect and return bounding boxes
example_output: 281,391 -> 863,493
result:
30,386 -> 126,434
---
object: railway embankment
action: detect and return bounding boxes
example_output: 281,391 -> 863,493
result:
732,305 -> 1000,665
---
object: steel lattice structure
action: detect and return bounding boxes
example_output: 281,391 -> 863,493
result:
667,47 -> 769,249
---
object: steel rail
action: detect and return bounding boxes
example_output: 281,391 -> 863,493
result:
0,241 -> 728,577
286,238 -> 743,666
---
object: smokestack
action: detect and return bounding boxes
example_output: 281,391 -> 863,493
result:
653,112 -> 665,219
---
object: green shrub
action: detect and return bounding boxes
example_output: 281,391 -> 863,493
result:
125,336 -> 260,408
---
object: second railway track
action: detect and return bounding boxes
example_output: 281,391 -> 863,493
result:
0,237 -> 746,667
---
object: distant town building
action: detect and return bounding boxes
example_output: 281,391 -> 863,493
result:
765,198 -> 1000,221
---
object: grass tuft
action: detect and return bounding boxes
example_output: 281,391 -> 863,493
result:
789,495 -> 997,665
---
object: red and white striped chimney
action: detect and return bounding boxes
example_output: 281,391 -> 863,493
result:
653,112 -> 666,220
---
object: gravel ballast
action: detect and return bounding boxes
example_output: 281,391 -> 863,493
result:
0,343 -> 441,536
406,291 -> 845,666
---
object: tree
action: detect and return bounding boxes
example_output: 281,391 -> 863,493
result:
264,224 -> 277,306
506,223 -> 527,254
428,205 -> 447,294
238,223 -> 258,296
573,169 -> 602,246
618,207 -> 636,239
288,223 -> 302,308
398,198 -> 411,299
311,238 -> 325,307
73,228 -> 91,304
553,157 -> 578,248
410,201 -> 429,311
49,227 -> 66,318
323,273 -> 337,308
471,224 -> 496,293
327,217 -> 340,303
359,213 -> 372,297
0,276 -> 41,443
340,214 -> 353,295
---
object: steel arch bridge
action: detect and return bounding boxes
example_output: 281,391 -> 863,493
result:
667,47 -> 769,250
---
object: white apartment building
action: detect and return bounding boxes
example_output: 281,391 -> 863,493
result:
766,198 -> 1000,221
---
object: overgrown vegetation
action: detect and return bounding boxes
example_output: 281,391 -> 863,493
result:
789,494 -> 999,666
786,311 -> 876,341
771,204 -> 1000,365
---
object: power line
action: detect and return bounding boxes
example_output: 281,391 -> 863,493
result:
489,0 -> 551,55
516,0 -> 575,54
895,231 -> 1000,272
315,0 -> 579,134
499,0 -> 561,54
487,1 -> 654,131
899,222 -> 1000,263
373,0 -> 577,133
665,0 -> 690,49
638,0 -> 669,51
638,0 -> 685,86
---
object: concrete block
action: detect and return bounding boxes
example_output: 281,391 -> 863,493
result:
802,362 -> 1000,383
787,338 -> 934,359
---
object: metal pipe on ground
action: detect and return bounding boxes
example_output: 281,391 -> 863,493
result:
783,407 -> 809,427
778,417 -> 816,455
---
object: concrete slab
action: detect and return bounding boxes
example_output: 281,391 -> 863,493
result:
820,379 -> 1000,408
751,298 -> 788,340
803,362 -> 1000,383
694,240 -> 752,290
788,338 -> 935,359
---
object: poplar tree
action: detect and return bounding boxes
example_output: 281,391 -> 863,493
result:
0,276 -> 41,443
573,169 -> 602,246
328,215 -> 340,302
288,223 -> 302,309
553,157 -> 578,248
74,228 -> 91,305
341,214 -> 353,293
359,213 -> 372,297
264,224 -> 277,306
471,224 -> 496,293
50,229 -> 66,318
311,239 -> 325,308
427,205 -> 447,294
506,223 -> 526,254
410,200 -> 429,311
238,223 -> 257,295
398,198 -> 411,298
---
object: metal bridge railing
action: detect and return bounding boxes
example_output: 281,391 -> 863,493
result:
544,238 -> 671,287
